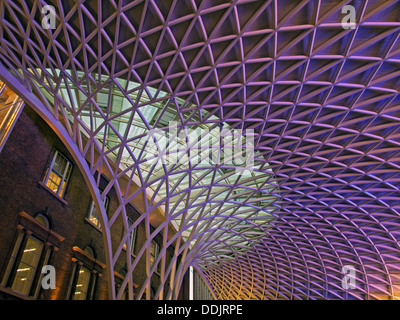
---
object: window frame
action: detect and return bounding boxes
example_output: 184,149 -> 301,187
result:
0,212 -> 64,299
86,195 -> 110,229
71,264 -> 92,300
42,150 -> 73,198
9,235 -> 45,296
68,246 -> 105,300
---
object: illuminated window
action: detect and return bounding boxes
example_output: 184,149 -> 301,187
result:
68,247 -> 102,300
87,195 -> 109,229
0,82 -> 24,153
43,150 -> 73,198
72,265 -> 91,300
10,236 -> 43,296
1,214 -> 61,298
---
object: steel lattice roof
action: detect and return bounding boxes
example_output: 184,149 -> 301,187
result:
0,0 -> 400,299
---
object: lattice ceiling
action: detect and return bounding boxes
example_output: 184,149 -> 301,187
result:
0,0 -> 400,300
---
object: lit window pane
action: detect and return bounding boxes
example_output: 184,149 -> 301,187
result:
11,236 -> 43,295
88,196 -> 109,228
72,266 -> 91,300
88,204 -> 100,226
0,83 -> 24,150
43,151 -> 72,198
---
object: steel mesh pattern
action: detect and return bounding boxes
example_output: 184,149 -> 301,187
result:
0,0 -> 400,300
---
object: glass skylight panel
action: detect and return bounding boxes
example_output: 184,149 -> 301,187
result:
138,105 -> 157,124
37,69 -> 277,260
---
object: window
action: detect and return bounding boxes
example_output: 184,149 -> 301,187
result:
68,246 -> 104,300
1,213 -> 64,299
72,265 -> 91,300
43,150 -> 73,198
87,196 -> 109,229
150,240 -> 160,273
10,235 -> 44,296
123,217 -> 137,255
35,214 -> 49,228
0,82 -> 24,153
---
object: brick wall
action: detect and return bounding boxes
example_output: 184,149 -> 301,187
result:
0,105 -> 188,300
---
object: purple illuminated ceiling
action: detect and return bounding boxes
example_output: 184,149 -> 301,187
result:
0,0 -> 400,299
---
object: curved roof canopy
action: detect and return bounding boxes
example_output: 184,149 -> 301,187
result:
0,0 -> 400,300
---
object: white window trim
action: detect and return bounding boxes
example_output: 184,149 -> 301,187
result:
86,195 -> 109,230
42,150 -> 73,198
